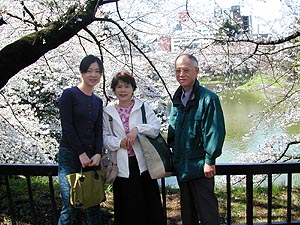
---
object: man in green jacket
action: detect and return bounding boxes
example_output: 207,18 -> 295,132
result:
168,54 -> 226,225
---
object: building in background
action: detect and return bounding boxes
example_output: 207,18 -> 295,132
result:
230,5 -> 252,35
241,15 -> 250,33
156,4 -> 255,52
160,36 -> 171,51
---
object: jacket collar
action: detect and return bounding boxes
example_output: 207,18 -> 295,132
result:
104,98 -> 144,114
173,80 -> 201,109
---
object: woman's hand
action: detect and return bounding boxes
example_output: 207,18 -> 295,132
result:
90,154 -> 101,166
120,127 -> 138,149
79,152 -> 91,168
126,127 -> 138,147
120,138 -> 129,149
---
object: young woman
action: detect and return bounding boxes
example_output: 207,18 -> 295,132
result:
103,71 -> 166,225
58,55 -> 104,225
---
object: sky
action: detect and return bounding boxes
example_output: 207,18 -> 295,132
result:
182,0 -> 291,34
215,0 -> 297,34
216,0 -> 283,18
172,0 -> 296,34
105,0 -> 299,35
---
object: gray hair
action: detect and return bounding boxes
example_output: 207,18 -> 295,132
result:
175,54 -> 199,68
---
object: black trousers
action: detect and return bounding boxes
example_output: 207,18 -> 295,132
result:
178,177 -> 220,225
113,156 -> 166,225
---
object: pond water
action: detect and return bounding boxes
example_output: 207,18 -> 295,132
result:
163,90 -> 300,187
219,90 -> 299,163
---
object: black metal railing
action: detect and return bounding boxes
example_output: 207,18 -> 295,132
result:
1,163 -> 300,225
217,163 -> 300,225
0,164 -> 58,225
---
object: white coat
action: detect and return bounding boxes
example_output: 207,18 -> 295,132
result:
103,98 -> 161,178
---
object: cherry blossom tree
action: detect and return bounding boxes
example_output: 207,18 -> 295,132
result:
0,0 -> 300,163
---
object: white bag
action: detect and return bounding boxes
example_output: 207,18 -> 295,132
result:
138,133 -> 174,179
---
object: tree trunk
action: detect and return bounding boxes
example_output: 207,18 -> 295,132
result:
0,0 -> 101,89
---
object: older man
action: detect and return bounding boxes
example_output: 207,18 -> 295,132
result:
168,54 -> 226,225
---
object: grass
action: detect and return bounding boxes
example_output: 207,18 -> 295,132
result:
201,71 -> 300,92
1,176 -> 300,224
216,185 -> 300,224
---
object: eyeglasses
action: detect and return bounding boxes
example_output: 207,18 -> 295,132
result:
175,68 -> 195,74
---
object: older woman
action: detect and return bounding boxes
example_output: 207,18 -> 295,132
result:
103,71 -> 165,225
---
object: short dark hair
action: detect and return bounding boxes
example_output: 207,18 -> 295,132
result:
175,54 -> 199,68
79,55 -> 104,73
111,71 -> 137,92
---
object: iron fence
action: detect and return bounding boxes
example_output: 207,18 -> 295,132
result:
1,163 -> 300,225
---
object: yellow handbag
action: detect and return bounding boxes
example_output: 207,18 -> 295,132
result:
66,169 -> 106,208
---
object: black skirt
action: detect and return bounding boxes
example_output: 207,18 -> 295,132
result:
113,156 -> 166,225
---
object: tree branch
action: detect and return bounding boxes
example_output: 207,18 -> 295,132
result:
96,18 -> 173,100
0,0 -> 118,90
276,141 -> 300,162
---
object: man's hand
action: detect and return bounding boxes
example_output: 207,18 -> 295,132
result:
204,163 -> 216,178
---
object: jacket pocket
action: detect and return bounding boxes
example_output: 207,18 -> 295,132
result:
187,118 -> 203,148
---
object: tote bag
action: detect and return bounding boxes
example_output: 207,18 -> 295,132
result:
138,103 -> 175,179
66,169 -> 106,208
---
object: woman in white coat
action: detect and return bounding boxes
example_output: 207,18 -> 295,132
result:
103,71 -> 165,225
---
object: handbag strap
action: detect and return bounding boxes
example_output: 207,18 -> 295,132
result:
141,103 -> 147,124
79,167 -> 99,180
108,115 -> 117,165
109,115 -> 115,136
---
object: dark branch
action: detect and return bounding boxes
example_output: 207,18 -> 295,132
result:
276,141 -> 300,162
0,0 -> 118,90
0,16 -> 7,26
20,0 -> 38,31
96,18 -> 173,100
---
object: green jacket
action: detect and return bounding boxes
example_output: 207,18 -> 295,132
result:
167,80 -> 226,181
